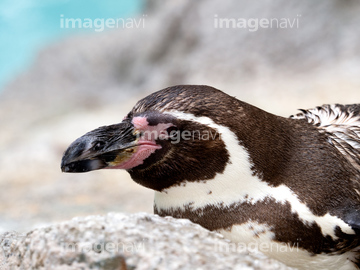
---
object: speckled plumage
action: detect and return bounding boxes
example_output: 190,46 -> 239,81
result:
291,104 -> 360,172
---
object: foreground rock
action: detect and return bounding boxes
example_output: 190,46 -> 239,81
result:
0,213 -> 292,270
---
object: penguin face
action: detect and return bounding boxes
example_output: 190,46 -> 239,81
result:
61,108 -> 229,191
60,111 -> 173,172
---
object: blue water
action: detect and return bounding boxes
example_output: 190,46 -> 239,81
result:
0,0 -> 144,92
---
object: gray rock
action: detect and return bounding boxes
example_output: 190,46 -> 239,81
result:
0,213 -> 293,270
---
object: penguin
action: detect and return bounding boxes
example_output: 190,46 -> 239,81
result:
61,85 -> 360,270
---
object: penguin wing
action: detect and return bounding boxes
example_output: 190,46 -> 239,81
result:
290,104 -> 360,170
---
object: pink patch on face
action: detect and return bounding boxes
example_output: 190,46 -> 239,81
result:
132,116 -> 149,130
108,116 -> 174,170
132,116 -> 174,142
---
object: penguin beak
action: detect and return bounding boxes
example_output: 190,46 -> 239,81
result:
61,121 -> 138,173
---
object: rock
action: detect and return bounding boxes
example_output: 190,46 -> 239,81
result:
0,213 -> 293,270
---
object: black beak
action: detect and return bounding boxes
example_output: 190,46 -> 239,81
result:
61,121 -> 137,173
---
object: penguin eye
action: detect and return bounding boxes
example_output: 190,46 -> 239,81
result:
93,141 -> 105,151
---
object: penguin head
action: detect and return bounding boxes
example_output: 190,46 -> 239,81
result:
61,85 -> 232,191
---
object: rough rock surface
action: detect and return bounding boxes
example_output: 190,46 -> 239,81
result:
0,213 -> 293,270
